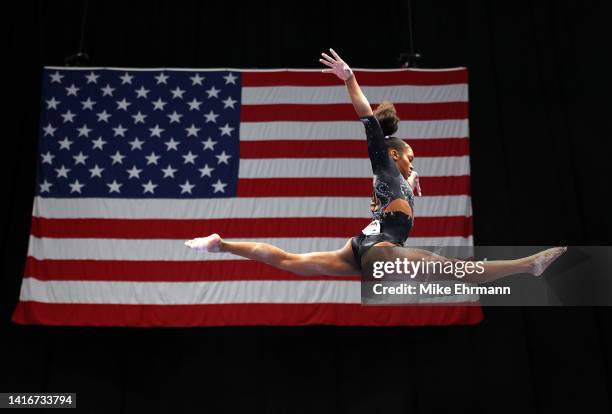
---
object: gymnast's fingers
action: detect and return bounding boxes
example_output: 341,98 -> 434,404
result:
321,52 -> 336,63
319,58 -> 334,68
329,48 -> 343,61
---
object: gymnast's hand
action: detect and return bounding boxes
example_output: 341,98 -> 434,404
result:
408,170 -> 422,196
319,48 -> 354,81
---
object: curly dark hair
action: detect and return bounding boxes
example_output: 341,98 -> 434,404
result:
373,100 -> 399,136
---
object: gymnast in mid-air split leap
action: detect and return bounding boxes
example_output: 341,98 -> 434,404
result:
185,48 -> 567,283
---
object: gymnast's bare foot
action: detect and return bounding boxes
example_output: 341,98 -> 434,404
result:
184,233 -> 222,252
528,247 -> 568,276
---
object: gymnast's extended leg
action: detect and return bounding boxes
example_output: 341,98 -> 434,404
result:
185,234 -> 360,276
361,245 -> 568,282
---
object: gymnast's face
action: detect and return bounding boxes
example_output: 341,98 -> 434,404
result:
392,144 -> 414,179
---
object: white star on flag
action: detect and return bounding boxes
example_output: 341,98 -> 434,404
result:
128,138 -> 145,151
165,138 -> 180,151
180,180 -> 195,194
182,151 -> 198,164
61,110 -> 76,123
55,165 -> 71,178
85,72 -> 99,84
152,98 -> 167,111
69,179 -> 85,193
126,165 -> 143,179
116,98 -> 132,111
190,73 -> 205,85
91,137 -> 107,150
187,98 -> 202,111
89,165 -> 104,178
65,84 -> 80,96
167,111 -> 183,123
222,96 -> 237,109
206,86 -> 220,98
212,179 -> 227,193
204,110 -> 219,123
149,124 -> 164,137
199,164 -> 214,177
77,124 -> 92,137
155,73 -> 169,84
216,151 -> 231,165
97,110 -> 112,122
101,84 -> 115,96
46,97 -> 60,109
223,72 -> 238,84
219,123 -> 234,136
162,165 -> 178,178
145,152 -> 161,165
73,152 -> 88,165
107,180 -> 123,193
170,87 -> 186,99
110,151 -> 126,164
50,71 -> 64,83
41,152 -> 55,164
39,180 -> 53,193
120,72 -> 134,84
135,86 -> 150,98
58,137 -> 74,150
43,124 -> 57,136
202,137 -> 217,151
132,112 -> 147,124
185,124 -> 200,137
81,98 -> 96,110
113,124 -> 128,137
142,180 -> 158,194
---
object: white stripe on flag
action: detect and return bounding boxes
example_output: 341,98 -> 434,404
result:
19,278 -> 478,304
238,157 -> 470,178
33,196 -> 473,219
27,236 -> 474,261
241,85 -> 468,105
239,120 -> 469,140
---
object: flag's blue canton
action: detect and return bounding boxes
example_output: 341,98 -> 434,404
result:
36,69 -> 241,198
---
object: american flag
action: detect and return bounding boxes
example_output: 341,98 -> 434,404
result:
12,67 -> 482,326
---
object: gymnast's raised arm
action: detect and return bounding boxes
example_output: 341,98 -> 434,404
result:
320,49 -> 393,177
319,48 -> 373,118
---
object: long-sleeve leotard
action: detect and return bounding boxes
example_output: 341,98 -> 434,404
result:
360,115 -> 414,220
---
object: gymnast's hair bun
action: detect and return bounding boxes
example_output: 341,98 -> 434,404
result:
373,101 -> 399,137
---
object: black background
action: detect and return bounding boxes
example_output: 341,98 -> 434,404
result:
2,0 -> 611,412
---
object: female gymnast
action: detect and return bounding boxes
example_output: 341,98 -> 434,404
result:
185,49 -> 566,283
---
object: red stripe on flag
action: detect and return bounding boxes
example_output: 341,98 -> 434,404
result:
30,216 -> 473,239
23,258 -> 359,282
241,103 -> 468,122
240,138 -> 470,158
242,70 -> 468,87
237,176 -> 471,197
12,301 -> 483,327
408,138 -> 470,157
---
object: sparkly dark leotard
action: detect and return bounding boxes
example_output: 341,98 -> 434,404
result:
350,116 -> 415,269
